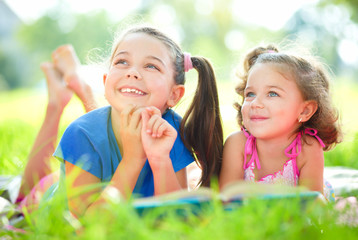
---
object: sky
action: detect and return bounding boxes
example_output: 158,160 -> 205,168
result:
5,0 -> 317,31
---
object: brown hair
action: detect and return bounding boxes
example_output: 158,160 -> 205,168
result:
110,26 -> 223,186
235,44 -> 342,150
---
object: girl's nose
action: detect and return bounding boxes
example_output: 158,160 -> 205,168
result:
251,96 -> 264,109
126,67 -> 141,80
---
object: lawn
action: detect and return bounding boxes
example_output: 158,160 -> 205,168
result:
1,78 -> 358,239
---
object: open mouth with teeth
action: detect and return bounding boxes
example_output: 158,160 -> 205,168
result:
119,88 -> 146,96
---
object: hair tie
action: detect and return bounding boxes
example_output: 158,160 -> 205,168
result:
183,52 -> 193,72
266,50 -> 276,53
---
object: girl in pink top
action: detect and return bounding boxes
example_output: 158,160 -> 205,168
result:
219,44 -> 341,200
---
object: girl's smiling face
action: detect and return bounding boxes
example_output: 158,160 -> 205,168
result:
241,63 -> 306,140
103,32 -> 184,114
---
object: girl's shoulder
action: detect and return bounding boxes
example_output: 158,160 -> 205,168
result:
162,109 -> 181,130
69,106 -> 111,128
77,105 -> 110,121
302,133 -> 324,151
63,106 -> 112,142
221,130 -> 246,186
224,130 -> 247,149
298,134 -> 324,166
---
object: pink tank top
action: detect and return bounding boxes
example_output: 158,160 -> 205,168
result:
243,128 -> 325,186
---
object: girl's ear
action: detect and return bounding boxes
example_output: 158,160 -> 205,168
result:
299,100 -> 318,122
103,73 -> 107,86
167,85 -> 185,108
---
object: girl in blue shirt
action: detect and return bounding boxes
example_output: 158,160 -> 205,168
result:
19,25 -> 223,217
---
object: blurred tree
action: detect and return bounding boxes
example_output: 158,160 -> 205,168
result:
13,0 -> 283,86
5,0 -> 358,89
0,47 -> 20,89
0,0 -> 26,90
284,8 -> 340,69
64,11 -> 115,63
16,6 -> 116,86
143,0 -> 284,81
286,1 -> 358,77
319,0 -> 358,23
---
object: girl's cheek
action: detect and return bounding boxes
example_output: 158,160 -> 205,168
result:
241,105 -> 248,116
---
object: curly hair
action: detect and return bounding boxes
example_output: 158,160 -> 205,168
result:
234,44 -> 342,151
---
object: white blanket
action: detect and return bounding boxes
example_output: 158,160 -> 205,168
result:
324,166 -> 358,196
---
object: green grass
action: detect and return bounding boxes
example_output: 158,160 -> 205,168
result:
0,120 -> 35,175
1,81 -> 358,239
3,190 -> 358,239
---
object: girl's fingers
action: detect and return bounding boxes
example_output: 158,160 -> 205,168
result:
145,115 -> 163,137
142,106 -> 168,137
150,116 -> 165,137
156,121 -> 169,138
145,113 -> 172,138
145,106 -> 161,117
120,104 -> 136,127
129,107 -> 144,130
141,110 -> 149,132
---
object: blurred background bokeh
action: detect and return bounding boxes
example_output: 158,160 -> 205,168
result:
1,0 -> 358,171
1,0 -> 358,89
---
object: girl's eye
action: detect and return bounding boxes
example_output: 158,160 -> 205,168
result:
268,91 -> 279,97
114,59 -> 128,65
245,92 -> 255,98
146,64 -> 159,71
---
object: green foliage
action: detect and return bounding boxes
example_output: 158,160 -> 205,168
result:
3,0 -> 357,90
15,9 -> 116,86
0,120 -> 35,175
0,48 -> 21,90
3,190 -> 358,239
65,11 -> 115,62
325,132 -> 358,169
7,0 -> 290,89
319,0 -> 358,23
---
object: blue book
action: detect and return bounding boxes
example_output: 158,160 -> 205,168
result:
132,181 -> 324,215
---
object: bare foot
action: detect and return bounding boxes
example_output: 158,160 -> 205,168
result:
52,45 -> 98,112
51,45 -> 82,94
40,62 -> 73,111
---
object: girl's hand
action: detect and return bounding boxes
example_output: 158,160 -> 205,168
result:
141,107 -> 177,165
119,105 -> 147,166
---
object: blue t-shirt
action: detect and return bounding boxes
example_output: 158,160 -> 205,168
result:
53,106 -> 194,198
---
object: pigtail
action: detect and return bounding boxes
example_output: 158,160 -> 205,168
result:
180,56 -> 224,187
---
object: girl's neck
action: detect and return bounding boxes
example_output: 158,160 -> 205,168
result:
255,131 -> 299,159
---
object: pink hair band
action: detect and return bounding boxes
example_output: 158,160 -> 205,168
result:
184,52 -> 193,72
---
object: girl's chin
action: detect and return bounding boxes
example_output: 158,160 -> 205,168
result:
112,102 -> 167,114
117,102 -> 146,109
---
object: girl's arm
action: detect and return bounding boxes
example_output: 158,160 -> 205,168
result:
141,107 -> 187,195
219,131 -> 246,190
65,105 -> 148,217
146,155 -> 188,195
65,152 -> 146,217
297,138 -> 324,194
64,162 -> 102,217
